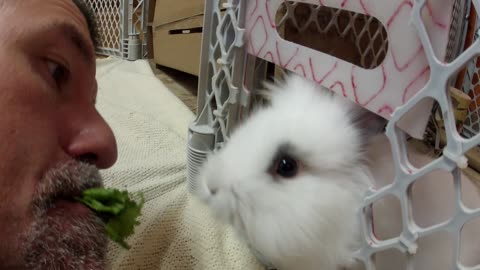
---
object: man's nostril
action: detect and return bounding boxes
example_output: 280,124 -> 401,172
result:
78,153 -> 98,165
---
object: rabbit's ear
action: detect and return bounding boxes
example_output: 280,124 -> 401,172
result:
350,107 -> 387,139
334,94 -> 387,141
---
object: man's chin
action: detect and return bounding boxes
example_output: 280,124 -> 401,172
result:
23,160 -> 107,269
24,207 -> 108,270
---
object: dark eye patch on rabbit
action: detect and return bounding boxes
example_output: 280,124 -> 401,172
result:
269,143 -> 303,179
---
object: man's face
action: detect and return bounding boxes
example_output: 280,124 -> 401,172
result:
0,0 -> 118,269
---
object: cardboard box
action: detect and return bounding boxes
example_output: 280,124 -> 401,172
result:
153,0 -> 205,26
152,0 -> 206,75
146,0 -> 156,59
153,16 -> 204,76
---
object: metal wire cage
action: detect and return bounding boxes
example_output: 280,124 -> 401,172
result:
458,11 -> 480,138
188,0 -> 480,269
84,0 -> 150,60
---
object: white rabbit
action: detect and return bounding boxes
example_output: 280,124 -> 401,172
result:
191,74 -> 480,270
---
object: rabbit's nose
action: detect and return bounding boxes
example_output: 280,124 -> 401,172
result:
209,187 -> 218,196
206,182 -> 218,195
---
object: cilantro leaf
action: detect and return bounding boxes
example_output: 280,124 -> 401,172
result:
76,188 -> 145,249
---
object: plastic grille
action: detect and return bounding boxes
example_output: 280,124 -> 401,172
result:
275,1 -> 388,70
84,0 -> 149,59
131,0 -> 149,59
446,0 -> 470,63
461,32 -> 480,138
460,62 -> 480,138
84,0 -> 124,57
186,0 -> 248,190
353,1 -> 480,269
193,0 -> 246,148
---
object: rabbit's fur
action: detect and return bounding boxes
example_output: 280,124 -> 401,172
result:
192,74 -> 480,270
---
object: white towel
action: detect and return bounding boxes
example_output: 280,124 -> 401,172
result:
94,57 -> 264,270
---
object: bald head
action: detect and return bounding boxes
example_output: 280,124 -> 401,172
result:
0,0 -> 99,47
0,0 -> 16,9
71,0 -> 99,47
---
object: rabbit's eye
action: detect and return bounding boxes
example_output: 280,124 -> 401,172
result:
274,155 -> 298,178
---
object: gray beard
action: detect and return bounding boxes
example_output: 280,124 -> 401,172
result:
22,161 -> 108,270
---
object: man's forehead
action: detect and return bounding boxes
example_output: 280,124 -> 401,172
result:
35,21 -> 96,65
1,0 -> 90,34
24,0 -> 88,26
1,0 -> 96,61
0,0 -> 17,9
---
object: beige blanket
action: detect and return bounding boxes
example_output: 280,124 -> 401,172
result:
94,57 -> 264,270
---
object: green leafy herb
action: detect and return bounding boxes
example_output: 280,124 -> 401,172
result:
76,188 -> 145,249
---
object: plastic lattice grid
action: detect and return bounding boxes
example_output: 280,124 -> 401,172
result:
85,0 -> 124,57
460,12 -> 480,139
187,0 -> 247,192
275,1 -> 388,70
355,0 -> 480,269
84,0 -> 149,60
188,0 -> 480,269
446,0 -> 470,63
131,0 -> 149,59
462,59 -> 480,138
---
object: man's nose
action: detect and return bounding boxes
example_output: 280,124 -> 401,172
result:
66,110 -> 118,169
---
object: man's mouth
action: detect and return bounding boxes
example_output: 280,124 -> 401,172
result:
35,160 -> 104,201
49,179 -> 101,201
47,186 -> 101,217
33,161 -> 104,211
49,199 -> 94,216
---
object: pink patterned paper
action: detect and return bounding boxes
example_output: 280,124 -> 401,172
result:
244,0 -> 455,138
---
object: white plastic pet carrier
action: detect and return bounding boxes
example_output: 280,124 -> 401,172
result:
187,0 -> 480,269
85,0 -> 150,60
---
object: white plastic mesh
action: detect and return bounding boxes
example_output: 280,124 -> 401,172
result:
187,0 -> 248,195
194,0 -> 245,148
275,1 -> 388,70
460,29 -> 480,138
353,1 -> 480,269
84,0 -> 124,57
131,0 -> 149,59
84,0 -> 149,59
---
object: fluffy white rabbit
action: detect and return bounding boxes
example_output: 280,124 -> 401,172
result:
191,74 -> 480,270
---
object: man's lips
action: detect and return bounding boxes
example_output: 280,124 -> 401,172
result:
45,182 -> 103,217
50,181 -> 102,201
48,199 -> 95,217
45,175 -> 103,202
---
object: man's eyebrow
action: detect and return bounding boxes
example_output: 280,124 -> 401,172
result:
35,21 -> 96,66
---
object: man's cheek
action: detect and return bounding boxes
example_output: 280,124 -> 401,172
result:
0,189 -> 35,230
0,203 -> 31,255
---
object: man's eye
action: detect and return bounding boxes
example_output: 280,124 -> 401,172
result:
46,60 -> 69,86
